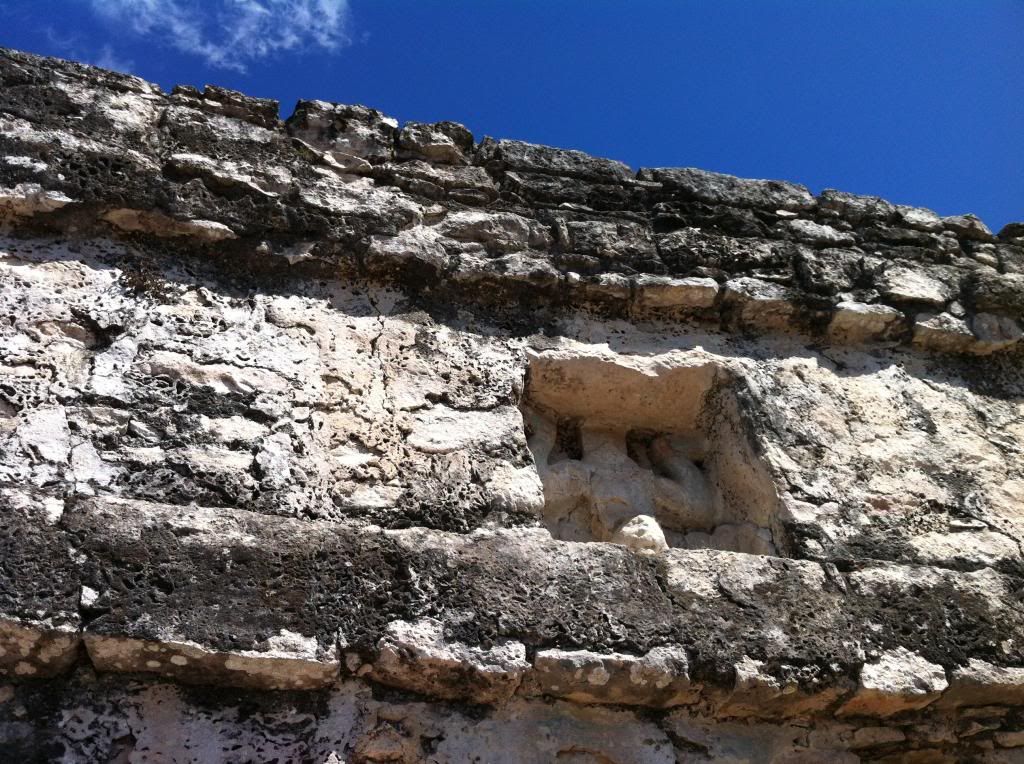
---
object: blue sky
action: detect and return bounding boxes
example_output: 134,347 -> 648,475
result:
2,1 -> 1022,230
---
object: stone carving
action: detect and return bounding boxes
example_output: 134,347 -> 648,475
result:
527,414 -> 741,554
522,350 -> 782,556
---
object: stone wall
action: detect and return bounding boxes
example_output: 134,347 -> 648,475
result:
2,47 -> 1024,761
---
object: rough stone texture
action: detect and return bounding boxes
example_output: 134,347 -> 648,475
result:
838,648 -> 948,718
2,46 -> 1024,761
527,646 -> 698,708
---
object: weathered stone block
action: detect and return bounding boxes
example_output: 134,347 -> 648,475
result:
640,167 -> 815,211
912,312 -> 975,352
287,99 -> 397,164
529,647 -> 698,707
723,276 -> 798,331
829,300 -> 905,343
634,274 -> 719,309
366,618 -> 529,705
939,660 -> 1024,708
477,137 -> 633,182
397,120 -> 474,165
838,648 -> 948,718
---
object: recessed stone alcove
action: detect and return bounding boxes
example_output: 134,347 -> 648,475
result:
521,350 -> 787,556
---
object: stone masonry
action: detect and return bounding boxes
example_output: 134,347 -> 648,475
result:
2,47 -> 1024,761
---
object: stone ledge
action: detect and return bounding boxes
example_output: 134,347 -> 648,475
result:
84,633 -> 339,691
2,501 -> 1024,717
7,495 -> 1010,712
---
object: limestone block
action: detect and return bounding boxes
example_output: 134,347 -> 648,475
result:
477,137 -> 634,182
968,271 -> 1024,314
635,275 -> 719,309
878,266 -> 952,306
164,153 -> 283,197
908,530 -> 1022,570
135,350 -> 291,395
817,189 -> 896,223
529,646 -> 698,707
639,167 -> 815,210
388,160 -> 497,200
723,277 -> 798,331
717,656 -> 852,719
103,209 -> 236,241
828,301 -> 904,343
403,404 -> 521,455
999,222 -> 1024,242
16,405 -> 71,463
0,183 -> 75,216
367,227 -> 449,270
912,312 -> 975,353
786,218 -> 855,247
368,618 -> 529,705
178,84 -> 280,128
438,209 -> 544,252
0,620 -> 79,679
938,660 -> 1024,708
63,497 -> 378,690
970,312 -> 1022,354
453,251 -> 562,288
85,632 -> 340,690
0,489 -> 81,679
838,648 -> 948,718
397,120 -> 474,165
943,214 -> 992,242
896,204 -> 944,232
579,272 -> 632,303
287,99 -> 397,164
564,219 -> 655,261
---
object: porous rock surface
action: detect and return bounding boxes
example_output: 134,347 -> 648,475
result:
1,47 -> 1024,761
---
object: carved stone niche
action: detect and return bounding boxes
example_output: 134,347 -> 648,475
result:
521,351 -> 787,556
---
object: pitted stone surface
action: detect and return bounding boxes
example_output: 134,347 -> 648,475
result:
839,648 -> 949,718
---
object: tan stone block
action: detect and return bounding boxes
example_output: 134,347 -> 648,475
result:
529,646 -> 698,708
838,648 -> 947,718
939,659 -> 1024,708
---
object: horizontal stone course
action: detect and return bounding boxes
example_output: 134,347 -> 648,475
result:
3,492 -> 1023,716
1,46 -> 1020,356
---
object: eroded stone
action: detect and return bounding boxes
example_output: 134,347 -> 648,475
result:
529,646 -> 698,707
367,618 -> 529,705
838,648 -> 948,718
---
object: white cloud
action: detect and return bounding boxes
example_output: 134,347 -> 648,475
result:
43,27 -> 137,74
88,0 -> 351,72
95,44 -> 136,73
